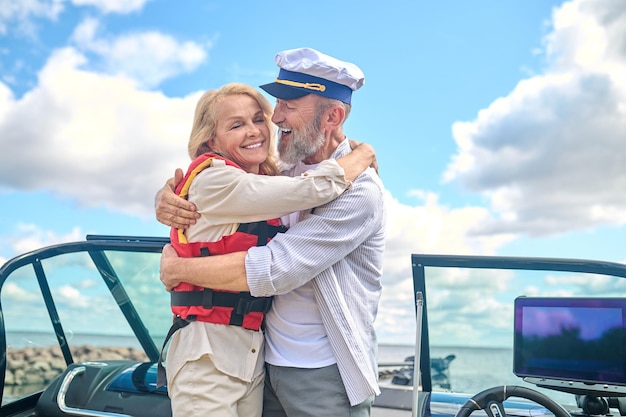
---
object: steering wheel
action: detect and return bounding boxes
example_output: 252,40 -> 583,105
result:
455,385 -> 571,417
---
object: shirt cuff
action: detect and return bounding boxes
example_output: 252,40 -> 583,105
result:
245,246 -> 275,297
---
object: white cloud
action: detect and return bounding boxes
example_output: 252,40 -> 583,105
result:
0,47 -> 198,218
71,0 -> 151,14
443,0 -> 626,237
383,190 -> 515,279
0,0 -> 64,36
545,0 -> 626,80
2,282 -> 39,302
0,0 -> 150,36
70,17 -> 211,88
10,224 -> 83,255
56,284 -> 90,307
375,191 -> 516,344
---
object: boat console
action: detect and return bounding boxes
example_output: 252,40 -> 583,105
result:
35,361 -> 171,417
514,296 -> 626,415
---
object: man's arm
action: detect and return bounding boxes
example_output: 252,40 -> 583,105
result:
155,168 -> 199,228
160,244 -> 249,291
160,173 -> 383,295
246,171 -> 385,296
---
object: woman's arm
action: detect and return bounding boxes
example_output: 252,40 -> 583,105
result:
155,143 -> 377,227
189,160 -> 347,222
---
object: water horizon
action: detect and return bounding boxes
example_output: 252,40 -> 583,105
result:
4,330 -> 579,406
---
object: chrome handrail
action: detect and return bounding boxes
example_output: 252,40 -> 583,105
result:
57,366 -> 133,417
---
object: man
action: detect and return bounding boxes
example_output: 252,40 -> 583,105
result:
156,47 -> 386,416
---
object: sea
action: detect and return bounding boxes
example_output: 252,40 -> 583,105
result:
5,332 -> 577,406
378,344 -> 576,406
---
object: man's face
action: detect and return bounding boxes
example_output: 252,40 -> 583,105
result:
272,95 -> 325,165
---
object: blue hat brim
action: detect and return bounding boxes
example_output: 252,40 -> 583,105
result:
259,69 -> 353,104
259,82 -> 311,100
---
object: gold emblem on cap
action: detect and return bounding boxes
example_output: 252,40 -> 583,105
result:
274,78 -> 326,92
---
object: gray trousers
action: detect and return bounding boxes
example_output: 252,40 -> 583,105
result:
263,363 -> 374,417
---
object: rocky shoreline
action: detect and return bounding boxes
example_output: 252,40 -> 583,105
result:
6,345 -> 148,386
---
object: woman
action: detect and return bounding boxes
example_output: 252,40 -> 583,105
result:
164,83 -> 374,417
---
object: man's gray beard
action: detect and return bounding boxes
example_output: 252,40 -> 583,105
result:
278,122 -> 325,165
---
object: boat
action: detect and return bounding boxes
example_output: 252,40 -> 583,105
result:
379,354 -> 456,388
2,234 -> 626,417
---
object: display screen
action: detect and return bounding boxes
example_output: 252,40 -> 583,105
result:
514,297 -> 626,393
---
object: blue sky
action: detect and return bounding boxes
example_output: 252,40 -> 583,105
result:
1,0 -> 625,345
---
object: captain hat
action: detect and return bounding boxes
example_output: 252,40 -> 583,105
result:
260,47 -> 365,105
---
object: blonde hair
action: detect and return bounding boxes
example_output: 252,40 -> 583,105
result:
187,83 -> 280,176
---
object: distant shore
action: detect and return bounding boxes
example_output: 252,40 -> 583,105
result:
6,344 -> 148,386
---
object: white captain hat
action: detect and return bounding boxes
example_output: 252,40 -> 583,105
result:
260,47 -> 365,104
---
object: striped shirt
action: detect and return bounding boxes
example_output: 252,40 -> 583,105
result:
246,139 -> 386,405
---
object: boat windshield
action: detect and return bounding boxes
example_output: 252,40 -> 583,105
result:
411,254 -> 626,407
0,236 -> 171,405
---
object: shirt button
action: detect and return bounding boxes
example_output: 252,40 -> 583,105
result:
251,348 -> 256,353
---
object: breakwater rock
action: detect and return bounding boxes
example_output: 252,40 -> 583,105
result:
6,345 -> 148,386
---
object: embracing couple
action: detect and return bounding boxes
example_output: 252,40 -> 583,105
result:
154,47 -> 386,417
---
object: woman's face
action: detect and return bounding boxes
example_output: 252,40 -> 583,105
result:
209,94 -> 271,174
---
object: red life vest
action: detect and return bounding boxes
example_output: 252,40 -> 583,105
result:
158,153 -> 286,388
169,153 -> 286,331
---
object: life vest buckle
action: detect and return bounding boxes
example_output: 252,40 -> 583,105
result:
201,288 -> 213,309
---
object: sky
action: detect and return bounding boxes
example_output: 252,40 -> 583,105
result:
1,0 -> 625,346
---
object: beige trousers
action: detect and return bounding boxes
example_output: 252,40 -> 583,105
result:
168,354 -> 264,417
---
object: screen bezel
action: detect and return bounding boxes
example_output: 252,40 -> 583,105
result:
513,296 -> 626,396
